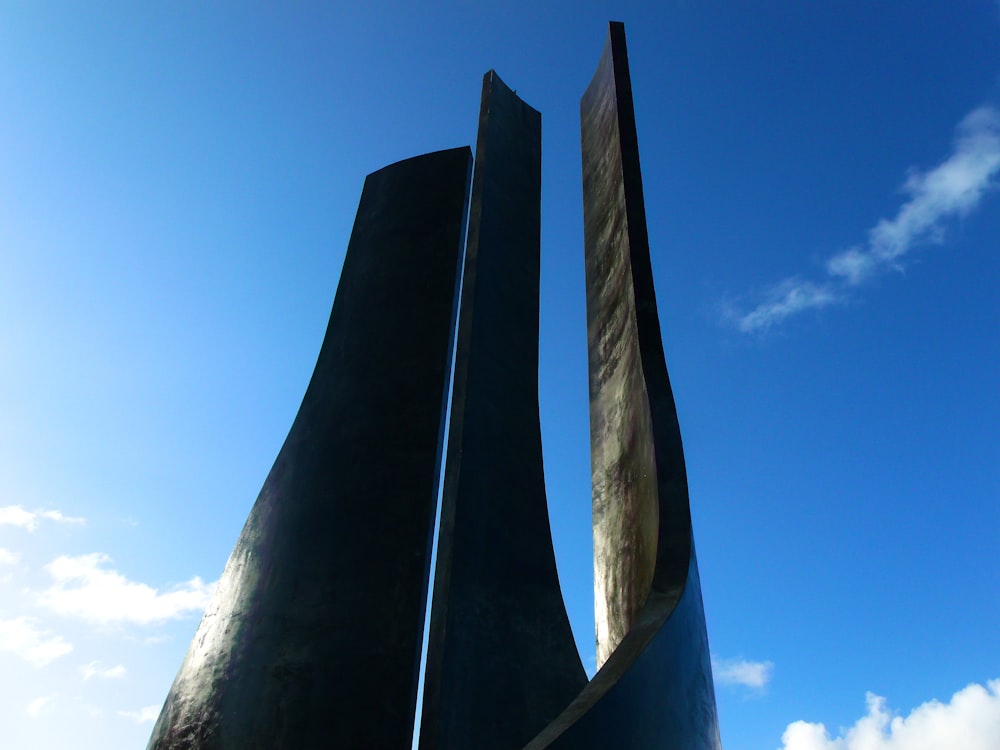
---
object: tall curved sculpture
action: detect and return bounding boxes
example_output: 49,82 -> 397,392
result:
146,148 -> 472,750
147,23 -> 721,750
418,71 -> 587,750
524,22 -> 721,750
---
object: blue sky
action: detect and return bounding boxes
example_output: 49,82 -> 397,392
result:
1,3 -> 998,749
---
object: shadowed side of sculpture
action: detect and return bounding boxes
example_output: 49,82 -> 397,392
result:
418,71 -> 587,750
146,148 -> 472,750
525,22 -> 720,750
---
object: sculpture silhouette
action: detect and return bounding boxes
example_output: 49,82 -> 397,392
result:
148,23 -> 720,750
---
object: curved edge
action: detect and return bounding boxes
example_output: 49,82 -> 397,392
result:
523,22 -> 718,750
523,547 -> 710,750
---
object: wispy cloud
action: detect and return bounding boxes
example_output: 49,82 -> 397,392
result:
781,679 -> 1000,750
0,505 -> 85,531
0,617 -> 73,667
727,279 -> 840,333
38,553 -> 215,627
118,705 -> 160,724
26,695 -> 56,718
79,660 -> 127,680
829,106 -> 1000,284
728,104 -> 1000,332
0,548 -> 20,565
713,657 -> 774,689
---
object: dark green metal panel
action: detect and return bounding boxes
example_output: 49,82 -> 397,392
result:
419,71 -> 587,750
147,147 -> 472,750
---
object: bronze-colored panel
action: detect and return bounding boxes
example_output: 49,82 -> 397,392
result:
524,22 -> 720,750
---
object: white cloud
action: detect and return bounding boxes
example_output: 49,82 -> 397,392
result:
781,680 -> 1000,750
729,104 -> 1000,332
79,660 -> 127,680
0,617 -> 73,667
118,705 -> 160,724
38,553 -> 215,627
730,278 -> 840,333
713,657 -> 774,689
828,106 -> 1000,285
0,505 -> 85,531
26,695 -> 55,718
0,548 -> 20,565
825,246 -> 878,288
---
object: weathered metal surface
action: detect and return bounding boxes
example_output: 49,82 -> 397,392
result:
418,71 -> 587,750
146,147 -> 472,750
523,22 -> 721,750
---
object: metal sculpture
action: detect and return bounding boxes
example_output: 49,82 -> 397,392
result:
418,71 -> 587,750
149,22 -> 720,750
146,148 -> 472,750
523,22 -> 721,749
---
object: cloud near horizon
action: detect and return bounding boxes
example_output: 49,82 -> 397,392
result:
0,505 -> 85,531
26,695 -> 56,718
781,679 -> 1000,750
38,553 -> 215,627
729,104 -> 1000,333
79,660 -> 127,680
118,705 -> 161,724
713,657 -> 774,689
0,617 -> 73,667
